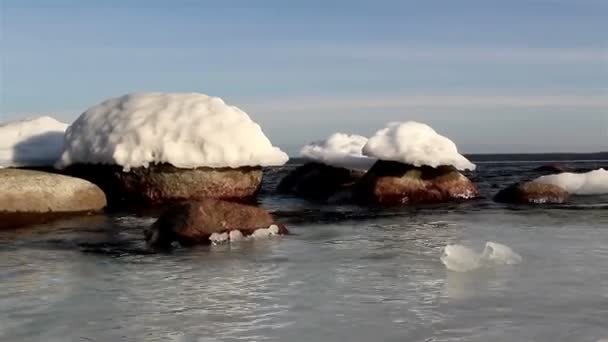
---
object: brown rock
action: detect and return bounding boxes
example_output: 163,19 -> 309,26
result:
145,199 -> 287,248
356,160 -> 479,205
0,169 -> 107,228
63,163 -> 262,206
277,162 -> 364,201
494,181 -> 570,204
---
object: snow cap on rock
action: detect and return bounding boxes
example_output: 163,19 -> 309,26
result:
534,168 -> 608,195
300,133 -> 376,170
362,121 -> 475,171
0,116 -> 68,168
57,92 -> 288,170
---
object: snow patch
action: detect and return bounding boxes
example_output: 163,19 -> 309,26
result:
0,116 -> 68,168
441,241 -> 522,272
362,121 -> 475,171
209,232 -> 229,244
534,168 -> 608,195
300,133 -> 376,170
228,229 -> 245,242
57,92 -> 288,170
251,224 -> 280,239
209,225 -> 282,245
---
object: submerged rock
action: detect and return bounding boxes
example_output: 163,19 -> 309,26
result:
145,199 -> 287,248
493,181 -> 570,204
63,163 -> 263,207
532,164 -> 574,174
0,169 -> 106,228
277,162 -> 364,201
356,160 -> 479,205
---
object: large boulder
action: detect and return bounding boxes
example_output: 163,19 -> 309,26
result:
63,163 -> 262,206
145,199 -> 287,248
0,169 -> 107,228
494,181 -> 570,204
356,160 -> 479,205
277,162 -> 364,201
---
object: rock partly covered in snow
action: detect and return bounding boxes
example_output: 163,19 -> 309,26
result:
362,121 -> 475,171
533,169 -> 608,195
0,169 -> 106,228
356,160 -> 479,205
300,133 -> 376,170
57,92 -> 288,170
145,199 -> 287,248
493,181 -> 570,204
277,162 -> 365,202
0,116 -> 68,168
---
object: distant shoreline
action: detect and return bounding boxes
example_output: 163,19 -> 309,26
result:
288,152 -> 608,164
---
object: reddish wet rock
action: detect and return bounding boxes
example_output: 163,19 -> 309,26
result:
356,160 -> 479,205
145,198 -> 287,248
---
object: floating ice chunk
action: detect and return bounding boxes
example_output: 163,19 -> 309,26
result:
441,241 -> 522,272
362,121 -> 475,171
300,133 -> 376,170
481,241 -> 523,265
56,92 -> 288,170
441,244 -> 483,272
534,168 -> 608,195
209,232 -> 229,244
251,228 -> 272,239
0,116 -> 68,167
229,230 -> 245,242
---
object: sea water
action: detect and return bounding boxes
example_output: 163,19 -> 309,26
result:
1,159 -> 607,341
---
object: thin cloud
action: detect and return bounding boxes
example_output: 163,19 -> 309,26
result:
243,93 -> 608,113
283,45 -> 608,64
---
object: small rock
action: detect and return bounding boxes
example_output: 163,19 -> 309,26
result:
145,198 -> 287,248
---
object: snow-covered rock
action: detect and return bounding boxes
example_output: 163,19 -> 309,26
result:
57,92 -> 288,170
0,116 -> 68,168
533,168 -> 608,195
300,133 -> 376,170
362,121 -> 475,171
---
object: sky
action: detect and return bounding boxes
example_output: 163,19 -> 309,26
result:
1,0 -> 607,155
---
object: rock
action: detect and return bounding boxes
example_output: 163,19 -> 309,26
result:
494,181 -> 570,204
356,160 -> 479,205
0,169 -> 107,228
532,164 -> 574,174
62,163 -> 262,206
277,162 -> 364,201
145,199 -> 287,248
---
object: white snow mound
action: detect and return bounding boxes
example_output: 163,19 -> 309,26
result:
362,121 -> 475,171
534,168 -> 608,195
0,116 -> 68,168
300,133 -> 376,170
56,92 -> 289,170
441,241 -> 522,272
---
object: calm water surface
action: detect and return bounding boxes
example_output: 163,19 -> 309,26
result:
1,160 -> 607,342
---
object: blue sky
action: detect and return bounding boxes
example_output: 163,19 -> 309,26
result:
1,0 -> 607,154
